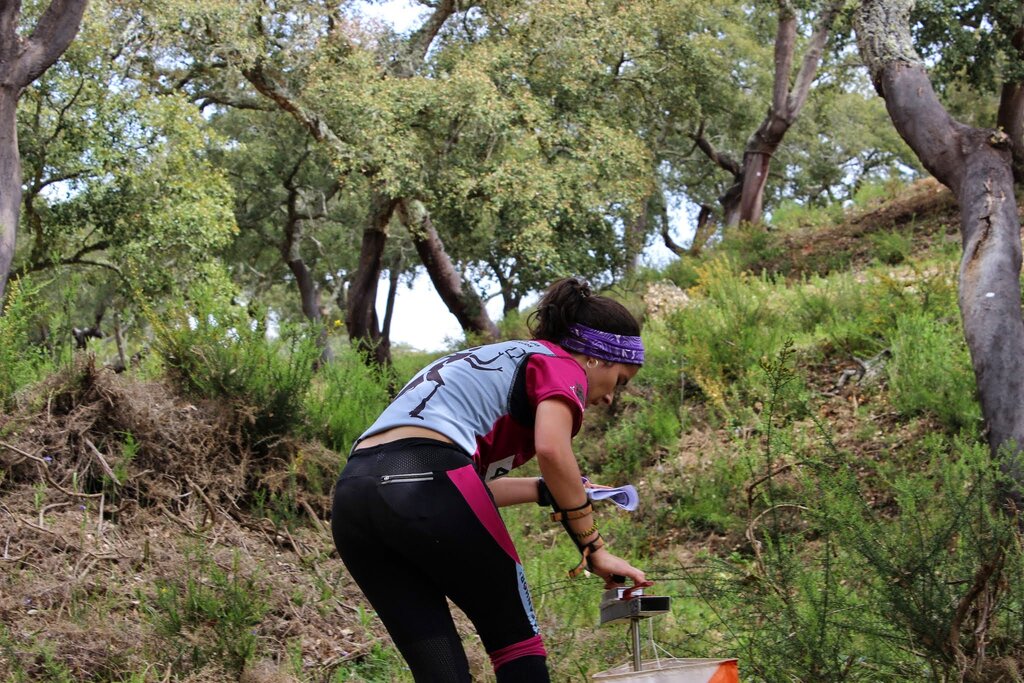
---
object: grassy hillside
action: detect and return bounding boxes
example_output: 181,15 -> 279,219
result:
2,179 -> 1022,682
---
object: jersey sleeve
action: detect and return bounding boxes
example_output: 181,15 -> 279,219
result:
525,354 -> 587,435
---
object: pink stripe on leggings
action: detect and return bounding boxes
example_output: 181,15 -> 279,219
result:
447,465 -> 520,563
489,635 -> 547,671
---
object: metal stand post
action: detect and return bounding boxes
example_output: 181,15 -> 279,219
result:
630,618 -> 642,671
599,586 -> 671,672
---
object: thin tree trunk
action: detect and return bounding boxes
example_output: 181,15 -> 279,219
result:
856,0 -> 1024,505
735,0 -> 841,225
397,198 -> 499,341
625,196 -> 651,275
381,253 -> 402,345
688,205 -> 717,256
346,191 -> 397,365
282,166 -> 334,364
997,27 -> 1024,182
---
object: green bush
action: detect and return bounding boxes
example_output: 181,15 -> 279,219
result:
813,437 -> 1024,682
147,547 -> 269,674
684,347 -> 1023,682
0,279 -> 50,408
667,257 -> 790,411
151,285 -> 320,446
304,345 -> 393,453
887,312 -> 981,433
870,229 -> 914,265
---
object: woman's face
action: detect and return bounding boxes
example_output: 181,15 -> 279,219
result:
584,359 -> 640,406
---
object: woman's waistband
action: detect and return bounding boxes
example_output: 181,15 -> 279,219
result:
341,438 -> 473,477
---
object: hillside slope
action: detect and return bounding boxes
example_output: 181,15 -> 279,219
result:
3,180 -> 1019,683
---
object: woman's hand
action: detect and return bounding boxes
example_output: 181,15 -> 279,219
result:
586,547 -> 647,588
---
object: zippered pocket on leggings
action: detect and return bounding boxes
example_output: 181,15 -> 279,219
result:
380,472 -> 435,484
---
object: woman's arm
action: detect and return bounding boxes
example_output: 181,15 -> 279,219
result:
534,398 -> 646,586
486,477 -> 542,507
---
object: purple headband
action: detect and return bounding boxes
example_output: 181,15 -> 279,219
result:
560,323 -> 645,365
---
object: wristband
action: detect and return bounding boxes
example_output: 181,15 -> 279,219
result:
571,524 -> 599,541
536,478 -> 553,507
568,535 -> 605,578
550,503 -> 593,522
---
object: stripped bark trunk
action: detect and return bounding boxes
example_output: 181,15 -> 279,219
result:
397,198 -> 499,341
733,0 -> 841,225
0,0 -> 89,301
0,88 -> 19,303
346,190 -> 397,365
855,0 -> 1024,505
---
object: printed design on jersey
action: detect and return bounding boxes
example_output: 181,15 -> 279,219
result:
396,346 -> 527,419
571,382 -> 584,406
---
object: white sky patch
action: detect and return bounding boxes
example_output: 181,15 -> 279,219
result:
356,0 -> 429,34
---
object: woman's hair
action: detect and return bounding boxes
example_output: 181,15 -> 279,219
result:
528,277 -> 640,342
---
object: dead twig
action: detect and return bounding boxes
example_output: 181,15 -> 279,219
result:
39,501 -> 71,527
302,499 -> 328,536
184,475 -> 221,525
85,437 -> 121,486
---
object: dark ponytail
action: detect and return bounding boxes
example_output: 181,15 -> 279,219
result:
528,277 -> 640,343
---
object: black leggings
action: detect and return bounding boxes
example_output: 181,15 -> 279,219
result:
331,439 -> 550,682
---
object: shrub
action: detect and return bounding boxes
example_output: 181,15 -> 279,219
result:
887,312 -> 981,433
0,279 -> 50,408
147,547 -> 269,674
870,229 -> 914,265
304,345 -> 393,453
151,285 -> 320,447
667,257 -> 790,411
685,346 -> 1023,682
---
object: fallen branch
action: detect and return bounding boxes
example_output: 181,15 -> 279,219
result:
85,438 -> 121,486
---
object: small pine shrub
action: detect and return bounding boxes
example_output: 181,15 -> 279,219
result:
148,548 -> 269,674
686,345 -> 1023,682
887,312 -> 981,433
660,256 -> 702,290
667,257 -> 789,411
0,279 -> 49,408
151,286 -> 320,447
870,229 -> 914,265
304,345 -> 393,453
768,198 -> 844,232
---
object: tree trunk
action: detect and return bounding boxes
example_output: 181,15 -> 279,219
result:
688,205 -> 717,256
0,0 -> 89,301
734,1 -> 840,225
397,198 -> 499,341
381,253 -> 402,344
624,196 -> 651,275
346,190 -> 397,365
855,0 -> 1024,504
487,260 -> 522,316
282,168 -> 333,364
997,26 -> 1024,182
0,88 -> 20,302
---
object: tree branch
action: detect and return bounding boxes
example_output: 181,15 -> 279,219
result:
15,0 -> 89,88
690,121 -> 742,177
787,0 -> 843,119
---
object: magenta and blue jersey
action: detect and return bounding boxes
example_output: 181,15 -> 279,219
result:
355,339 -> 588,480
